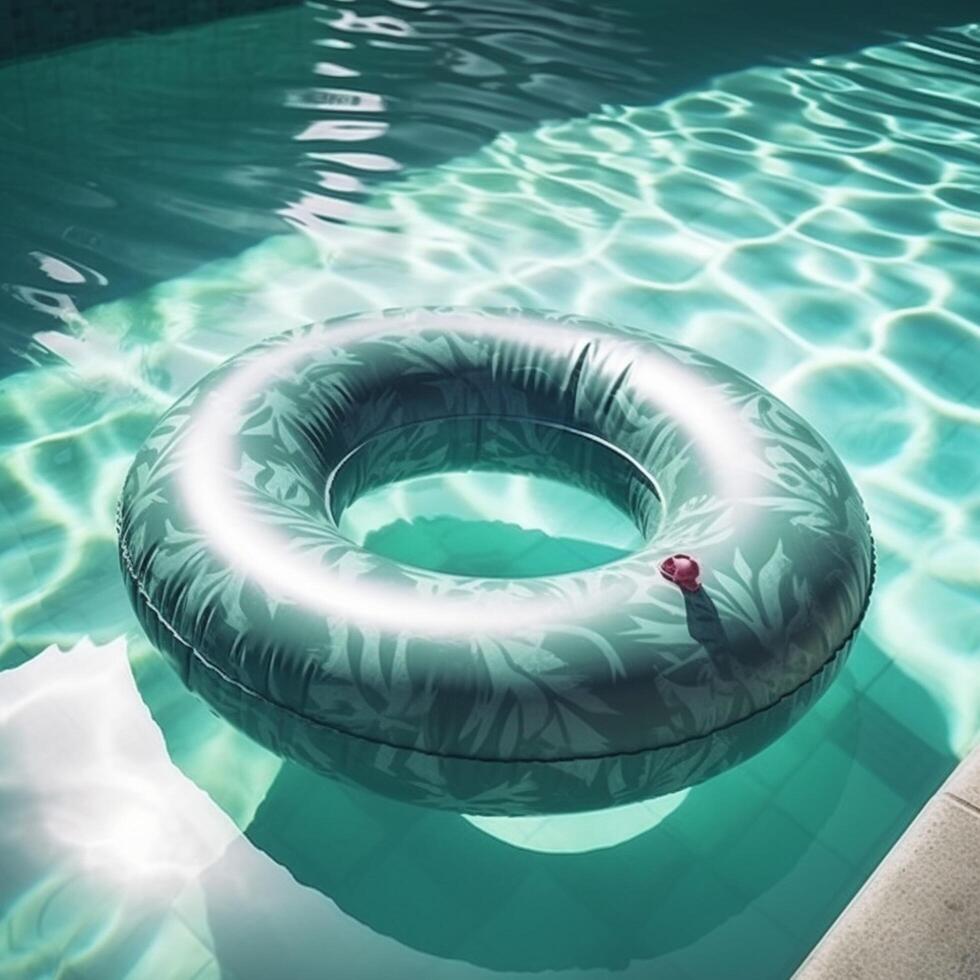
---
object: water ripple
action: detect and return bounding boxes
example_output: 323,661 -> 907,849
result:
0,14 -> 978,980
13,20 -> 973,750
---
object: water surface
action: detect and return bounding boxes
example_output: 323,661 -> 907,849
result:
0,3 -> 978,978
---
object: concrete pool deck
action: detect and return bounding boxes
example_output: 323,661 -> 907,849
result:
796,745 -> 980,979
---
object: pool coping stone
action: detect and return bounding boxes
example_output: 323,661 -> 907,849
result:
795,743 -> 980,979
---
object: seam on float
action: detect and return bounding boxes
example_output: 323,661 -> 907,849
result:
115,497 -> 876,768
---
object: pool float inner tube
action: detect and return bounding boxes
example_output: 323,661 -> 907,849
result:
117,307 -> 874,815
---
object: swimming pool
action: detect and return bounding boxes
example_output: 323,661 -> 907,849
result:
0,2 -> 977,977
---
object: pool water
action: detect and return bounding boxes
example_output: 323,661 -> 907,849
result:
340,472 -> 644,578
0,2 -> 978,977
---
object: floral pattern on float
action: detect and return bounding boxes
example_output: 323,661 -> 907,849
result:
117,307 -> 874,814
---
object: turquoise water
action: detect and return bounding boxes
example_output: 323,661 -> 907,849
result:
1,2 -> 978,977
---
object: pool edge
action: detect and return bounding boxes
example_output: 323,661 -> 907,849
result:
795,743 -> 980,979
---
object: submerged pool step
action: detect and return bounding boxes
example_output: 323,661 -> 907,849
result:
0,0 -> 297,62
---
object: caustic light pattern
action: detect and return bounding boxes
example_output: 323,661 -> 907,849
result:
3,25 -> 977,748
0,14 -> 977,980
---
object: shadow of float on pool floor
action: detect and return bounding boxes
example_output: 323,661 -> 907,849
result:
362,515 -> 633,578
202,634 -> 955,976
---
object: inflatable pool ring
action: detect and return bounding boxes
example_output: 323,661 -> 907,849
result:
117,307 -> 874,815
